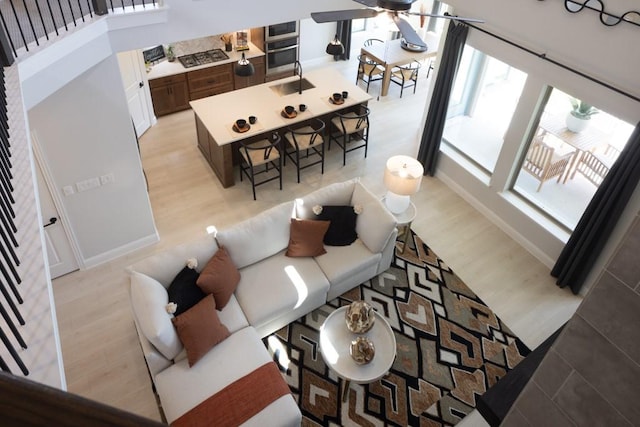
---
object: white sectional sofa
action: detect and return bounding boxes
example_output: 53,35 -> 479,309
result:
128,178 -> 398,425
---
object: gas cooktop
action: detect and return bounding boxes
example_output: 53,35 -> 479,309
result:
178,49 -> 229,68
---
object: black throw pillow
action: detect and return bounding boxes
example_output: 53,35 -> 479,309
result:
167,266 -> 206,316
314,205 -> 358,246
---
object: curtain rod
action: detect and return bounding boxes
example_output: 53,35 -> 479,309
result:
464,22 -> 640,104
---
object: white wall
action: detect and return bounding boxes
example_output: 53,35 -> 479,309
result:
27,55 -> 158,266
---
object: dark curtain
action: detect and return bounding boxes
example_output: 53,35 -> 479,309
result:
551,123 -> 640,294
336,20 -> 352,61
417,22 -> 468,176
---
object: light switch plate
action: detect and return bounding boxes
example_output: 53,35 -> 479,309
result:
100,173 -> 115,185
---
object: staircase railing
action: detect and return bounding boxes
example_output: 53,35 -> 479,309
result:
0,65 -> 26,376
0,0 -> 157,61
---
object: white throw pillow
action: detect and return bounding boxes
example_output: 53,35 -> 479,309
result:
295,178 -> 358,219
130,272 -> 183,361
352,182 -> 397,253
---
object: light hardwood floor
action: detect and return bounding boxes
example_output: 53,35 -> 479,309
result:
51,54 -> 582,422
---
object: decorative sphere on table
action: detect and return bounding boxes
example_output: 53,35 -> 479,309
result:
350,336 -> 375,364
345,300 -> 375,333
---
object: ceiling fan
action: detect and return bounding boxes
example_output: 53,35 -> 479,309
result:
311,0 -> 483,52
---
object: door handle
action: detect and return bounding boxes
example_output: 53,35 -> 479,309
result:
43,217 -> 57,228
139,81 -> 144,88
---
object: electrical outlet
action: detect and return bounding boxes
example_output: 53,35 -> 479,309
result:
76,177 -> 101,192
63,185 -> 75,196
100,173 -> 115,185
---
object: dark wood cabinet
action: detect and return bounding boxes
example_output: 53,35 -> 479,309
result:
150,55 -> 267,116
187,64 -> 234,101
149,73 -> 189,117
234,56 -> 266,90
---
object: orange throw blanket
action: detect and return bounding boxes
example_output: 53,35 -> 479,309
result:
171,362 -> 290,427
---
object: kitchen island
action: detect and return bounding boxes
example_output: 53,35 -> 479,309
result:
190,67 -> 373,187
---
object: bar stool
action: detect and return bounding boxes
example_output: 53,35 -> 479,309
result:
329,106 -> 370,166
239,133 -> 282,200
283,118 -> 326,183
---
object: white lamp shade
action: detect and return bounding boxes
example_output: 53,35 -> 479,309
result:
383,155 -> 423,196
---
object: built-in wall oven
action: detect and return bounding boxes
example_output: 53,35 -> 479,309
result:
265,21 -> 299,75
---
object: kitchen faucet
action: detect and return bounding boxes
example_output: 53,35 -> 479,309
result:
294,60 -> 303,95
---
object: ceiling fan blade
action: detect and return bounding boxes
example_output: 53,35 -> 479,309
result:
353,0 -> 379,7
311,9 -> 380,23
405,12 -> 485,23
392,14 -> 426,48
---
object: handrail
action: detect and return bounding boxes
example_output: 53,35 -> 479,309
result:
0,371 -> 164,426
0,0 -> 157,60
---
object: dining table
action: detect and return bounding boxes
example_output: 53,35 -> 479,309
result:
536,112 -> 610,182
360,32 -> 440,97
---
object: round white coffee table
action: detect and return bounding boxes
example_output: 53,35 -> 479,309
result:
319,306 -> 397,402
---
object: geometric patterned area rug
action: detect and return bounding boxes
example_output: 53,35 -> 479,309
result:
262,229 -> 530,426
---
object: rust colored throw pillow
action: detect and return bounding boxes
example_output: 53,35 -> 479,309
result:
196,246 -> 240,310
286,218 -> 331,257
172,295 -> 230,367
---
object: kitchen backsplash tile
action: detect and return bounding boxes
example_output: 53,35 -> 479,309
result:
170,35 -> 225,57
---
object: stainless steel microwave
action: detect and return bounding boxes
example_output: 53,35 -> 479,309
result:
265,21 -> 299,42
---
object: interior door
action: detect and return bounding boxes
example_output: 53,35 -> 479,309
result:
34,160 -> 79,279
117,50 -> 153,136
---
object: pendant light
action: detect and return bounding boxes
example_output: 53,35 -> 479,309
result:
326,34 -> 345,56
234,53 -> 255,77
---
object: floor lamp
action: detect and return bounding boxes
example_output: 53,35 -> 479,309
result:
383,155 -> 423,214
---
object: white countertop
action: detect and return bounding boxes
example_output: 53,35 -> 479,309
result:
190,67 -> 374,146
146,42 -> 264,80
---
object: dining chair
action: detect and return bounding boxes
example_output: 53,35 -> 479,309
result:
356,55 -> 384,93
390,60 -> 421,97
522,137 -> 575,192
283,118 -> 326,183
569,150 -> 611,187
363,38 -> 383,47
238,133 -> 282,200
329,106 -> 370,166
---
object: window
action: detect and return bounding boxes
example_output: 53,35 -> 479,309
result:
512,88 -> 634,229
442,47 -> 527,174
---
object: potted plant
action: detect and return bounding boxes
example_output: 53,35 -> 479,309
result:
166,44 -> 175,62
566,97 -> 598,132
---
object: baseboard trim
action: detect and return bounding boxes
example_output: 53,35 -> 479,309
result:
436,172 -> 556,268
81,232 -> 159,269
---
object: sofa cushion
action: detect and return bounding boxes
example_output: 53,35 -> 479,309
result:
313,205 -> 358,246
172,295 -> 230,367
168,265 -> 206,316
217,295 -> 250,335
235,252 -> 330,329
295,179 -> 357,219
217,201 -> 295,269
196,246 -> 240,310
352,182 -> 397,253
314,240 -> 380,288
130,272 -> 183,361
286,218 -> 330,257
154,327 -> 301,425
